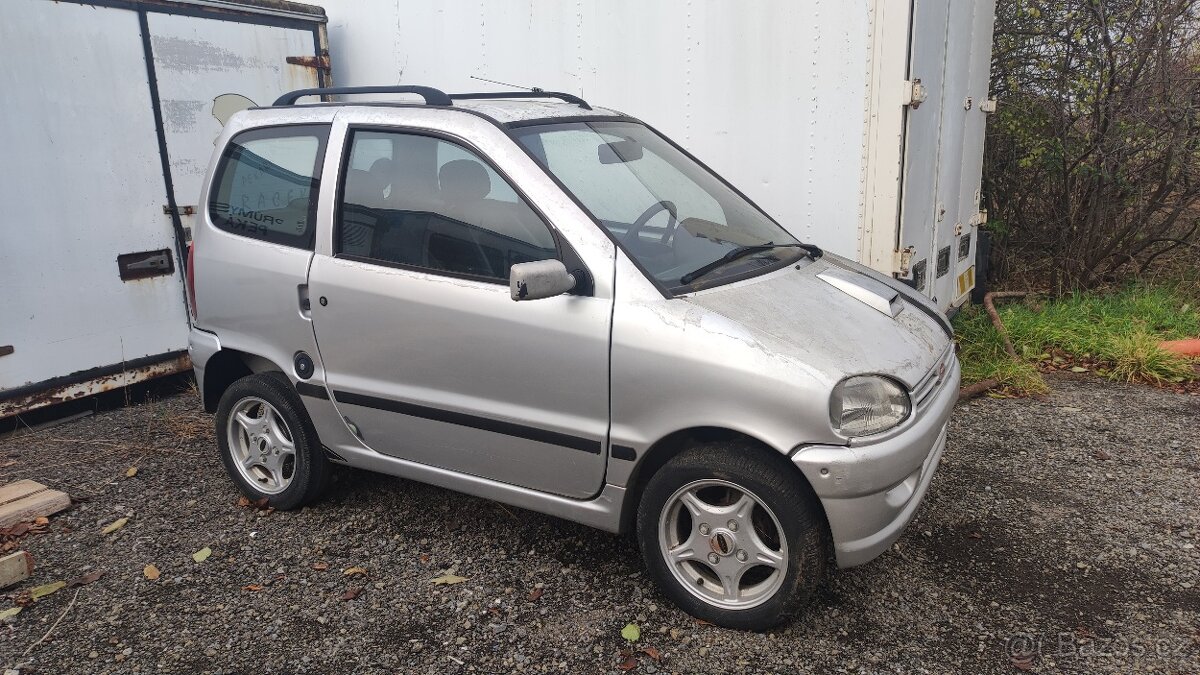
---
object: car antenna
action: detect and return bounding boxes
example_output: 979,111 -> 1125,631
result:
470,75 -> 544,93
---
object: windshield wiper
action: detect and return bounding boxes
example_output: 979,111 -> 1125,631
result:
679,242 -> 822,286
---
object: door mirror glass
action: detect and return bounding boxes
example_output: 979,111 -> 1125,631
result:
597,139 -> 643,164
510,259 -> 575,301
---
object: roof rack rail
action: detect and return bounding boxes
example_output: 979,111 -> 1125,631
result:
273,85 -> 453,107
449,91 -> 592,110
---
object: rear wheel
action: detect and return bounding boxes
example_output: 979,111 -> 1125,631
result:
215,372 -> 329,510
636,442 -> 829,630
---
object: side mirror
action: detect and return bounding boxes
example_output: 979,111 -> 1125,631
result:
510,259 -> 576,301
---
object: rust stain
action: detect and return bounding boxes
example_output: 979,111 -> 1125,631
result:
286,54 -> 331,73
0,354 -> 191,419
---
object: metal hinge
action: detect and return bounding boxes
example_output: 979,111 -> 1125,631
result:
163,204 -> 195,216
893,246 -> 917,275
979,97 -> 998,114
903,79 -> 928,109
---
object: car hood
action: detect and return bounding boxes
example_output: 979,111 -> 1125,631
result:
681,254 -> 952,389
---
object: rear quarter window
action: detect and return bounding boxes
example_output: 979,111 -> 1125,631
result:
208,125 -> 329,248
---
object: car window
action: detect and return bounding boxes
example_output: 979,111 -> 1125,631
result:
208,125 -> 328,249
337,130 -> 557,282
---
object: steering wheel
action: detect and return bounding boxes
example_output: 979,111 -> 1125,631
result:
623,201 -> 678,245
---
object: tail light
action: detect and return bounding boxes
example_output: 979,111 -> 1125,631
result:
185,241 -> 197,320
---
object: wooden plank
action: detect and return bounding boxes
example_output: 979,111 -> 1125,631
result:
0,481 -> 70,529
0,480 -> 44,505
0,551 -> 33,589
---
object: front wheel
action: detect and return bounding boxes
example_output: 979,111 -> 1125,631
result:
636,442 -> 829,630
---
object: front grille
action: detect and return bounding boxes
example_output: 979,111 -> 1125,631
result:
912,345 -> 955,410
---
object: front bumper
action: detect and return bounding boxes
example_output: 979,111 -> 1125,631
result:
791,355 -> 959,567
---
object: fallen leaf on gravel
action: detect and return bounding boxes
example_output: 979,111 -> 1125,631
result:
312,562 -> 329,571
968,531 -> 983,539
101,517 -> 128,534
621,623 -> 641,642
125,467 -> 138,478
67,570 -> 105,587
30,581 -> 66,600
418,553 -> 431,565
431,574 -> 467,585
34,517 -> 49,526
243,584 -> 264,592
639,646 -> 661,661
192,547 -> 212,563
1092,449 -> 1112,460
616,656 -> 638,671
143,565 -> 160,580
0,607 -> 21,620
1069,366 -> 1089,373
343,566 -> 368,577
340,587 -> 362,601
527,587 -> 544,602
236,496 -> 271,510
694,618 -> 714,627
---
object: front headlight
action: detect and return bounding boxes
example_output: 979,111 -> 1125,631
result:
829,375 -> 911,437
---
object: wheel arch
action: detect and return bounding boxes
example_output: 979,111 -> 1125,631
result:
200,349 -> 286,413
617,426 -> 826,534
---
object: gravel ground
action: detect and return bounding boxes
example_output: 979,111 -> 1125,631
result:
0,374 -> 1196,674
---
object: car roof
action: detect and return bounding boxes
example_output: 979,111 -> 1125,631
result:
259,86 -> 630,126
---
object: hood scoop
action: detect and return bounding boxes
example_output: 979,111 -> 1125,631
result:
816,267 -> 902,317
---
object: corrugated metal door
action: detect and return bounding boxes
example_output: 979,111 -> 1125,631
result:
899,0 -> 993,309
146,12 -> 323,239
897,0 -> 951,303
0,1 -> 189,398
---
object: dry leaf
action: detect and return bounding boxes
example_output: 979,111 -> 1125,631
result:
340,587 -> 363,601
616,655 -> 638,672
192,547 -> 212,563
968,531 -> 983,540
343,566 -> 368,577
694,618 -> 714,627
30,581 -> 66,600
418,553 -> 431,565
243,584 -> 264,592
101,517 -> 128,534
527,587 -> 544,602
33,517 -> 49,526
0,606 -> 20,620
67,570 -> 105,588
125,467 -> 138,478
640,646 -> 661,661
1093,449 -> 1112,460
143,564 -> 161,580
430,574 -> 467,585
312,562 -> 330,571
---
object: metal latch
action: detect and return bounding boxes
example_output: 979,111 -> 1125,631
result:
117,248 -> 175,281
893,246 -> 916,275
163,204 -> 195,216
903,79 -> 928,109
979,98 -> 998,114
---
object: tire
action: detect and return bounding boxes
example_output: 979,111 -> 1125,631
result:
636,442 -> 829,630
215,371 -> 330,510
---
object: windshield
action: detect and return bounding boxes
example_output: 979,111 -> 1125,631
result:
513,121 -> 804,291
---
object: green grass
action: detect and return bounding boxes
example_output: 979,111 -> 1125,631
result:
953,284 -> 1200,394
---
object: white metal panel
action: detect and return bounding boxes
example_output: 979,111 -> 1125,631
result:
319,0 -> 871,258
953,0 -> 997,302
147,12 -> 322,235
0,0 -> 189,391
898,0 -> 951,302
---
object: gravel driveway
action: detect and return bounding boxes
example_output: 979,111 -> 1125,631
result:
0,374 -> 1196,674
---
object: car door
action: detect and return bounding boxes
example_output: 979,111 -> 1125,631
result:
307,125 -> 612,499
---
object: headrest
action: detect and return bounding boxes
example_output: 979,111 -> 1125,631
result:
439,159 -> 490,202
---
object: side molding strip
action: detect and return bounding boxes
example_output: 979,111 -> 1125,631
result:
331,390 -> 602,455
